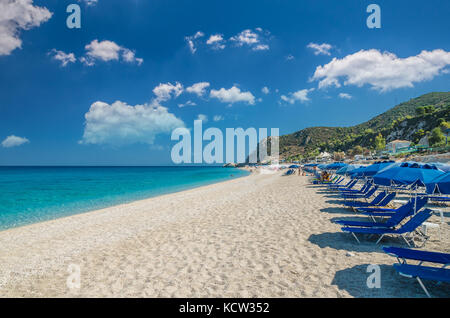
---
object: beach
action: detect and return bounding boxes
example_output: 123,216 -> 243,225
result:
0,171 -> 448,297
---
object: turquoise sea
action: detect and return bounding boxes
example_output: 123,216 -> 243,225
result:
0,166 -> 249,231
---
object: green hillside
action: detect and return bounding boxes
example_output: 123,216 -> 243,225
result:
280,92 -> 450,160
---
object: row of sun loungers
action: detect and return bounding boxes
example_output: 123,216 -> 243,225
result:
315,176 -> 449,297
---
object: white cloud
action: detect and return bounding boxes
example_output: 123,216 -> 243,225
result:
196,114 -> 208,122
1,135 -> 29,148
261,86 -> 269,94
122,48 -> 143,65
153,82 -> 183,102
185,31 -> 204,54
81,39 -> 143,65
186,82 -> 210,97
210,86 -> 255,105
178,100 -> 196,108
80,101 -> 184,146
253,44 -> 269,51
307,42 -> 333,56
311,49 -> 450,91
85,39 -> 120,61
206,34 -> 225,50
0,0 -> 52,56
338,93 -> 352,99
49,49 -> 76,67
230,28 -> 270,51
213,115 -> 224,122
281,88 -> 314,104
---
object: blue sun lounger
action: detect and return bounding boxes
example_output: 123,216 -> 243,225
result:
344,191 -> 396,208
334,198 -> 425,228
344,191 -> 387,207
383,246 -> 450,297
327,177 -> 346,187
329,179 -> 356,190
339,181 -> 370,194
358,197 -> 427,217
341,185 -> 379,199
341,209 -> 432,246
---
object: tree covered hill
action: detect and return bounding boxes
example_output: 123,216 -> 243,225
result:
280,92 -> 450,160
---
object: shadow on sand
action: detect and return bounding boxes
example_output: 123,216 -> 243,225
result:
320,207 -> 354,215
332,264 -> 450,297
308,232 -> 410,253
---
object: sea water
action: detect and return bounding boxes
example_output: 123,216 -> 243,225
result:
0,166 -> 249,231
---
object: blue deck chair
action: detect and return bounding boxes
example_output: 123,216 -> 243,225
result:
330,176 -> 343,184
383,246 -> 450,298
340,209 -> 432,246
329,179 -> 356,190
392,265 -> 450,298
339,181 -> 370,194
344,191 -> 386,207
327,177 -> 346,187
428,196 -> 450,202
357,197 -> 428,218
344,191 -> 396,208
334,197 -> 427,228
357,197 -> 427,217
341,185 -> 379,199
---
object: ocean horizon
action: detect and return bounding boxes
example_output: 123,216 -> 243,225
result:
0,166 -> 249,231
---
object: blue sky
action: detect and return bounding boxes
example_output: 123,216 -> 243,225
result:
0,0 -> 449,165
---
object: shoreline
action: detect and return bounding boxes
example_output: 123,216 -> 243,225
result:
1,171 -> 448,297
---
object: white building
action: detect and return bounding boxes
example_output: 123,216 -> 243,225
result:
386,140 -> 411,154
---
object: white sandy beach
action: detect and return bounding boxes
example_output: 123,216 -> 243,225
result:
0,171 -> 448,297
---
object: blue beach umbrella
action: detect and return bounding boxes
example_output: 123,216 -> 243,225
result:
325,162 -> 348,170
426,162 -> 450,172
425,172 -> 450,194
336,164 -> 360,175
362,160 -> 396,177
289,165 -> 300,168
348,165 -> 369,178
373,163 -> 445,187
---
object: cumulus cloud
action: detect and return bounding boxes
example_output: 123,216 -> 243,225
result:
185,31 -> 204,54
230,28 -> 270,51
185,28 -> 271,53
0,0 -> 52,56
338,93 -> 352,99
307,42 -> 333,56
253,44 -> 269,51
80,101 -> 184,146
122,48 -> 143,65
311,49 -> 450,92
48,49 -> 76,66
1,135 -> 29,148
81,39 -> 143,65
210,86 -> 255,105
280,88 -> 314,104
178,100 -> 196,108
261,86 -> 270,94
153,82 -> 183,102
186,82 -> 210,97
206,34 -> 225,50
213,115 -> 224,122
